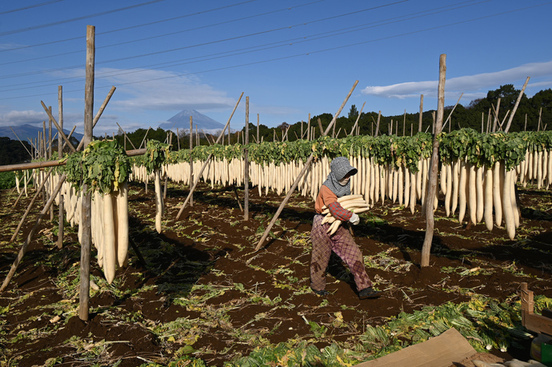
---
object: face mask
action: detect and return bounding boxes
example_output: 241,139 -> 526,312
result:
339,177 -> 350,185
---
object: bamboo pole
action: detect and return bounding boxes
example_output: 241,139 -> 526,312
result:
421,54 -> 446,268
189,116 -> 193,206
403,109 -> 406,136
492,98 -> 501,133
79,24 -> 95,321
349,102 -> 365,136
175,93 -> 244,220
307,114 -> 311,141
41,102 -> 76,153
442,93 -> 463,131
244,96 -> 250,221
139,127 -> 151,149
49,106 -> 55,221
0,147 -> 144,173
253,80 -> 358,252
504,77 -> 530,133
418,94 -> 424,133
116,122 -> 136,150
42,121 -> 46,158
57,86 -> 64,249
48,107 -> 53,159
163,132 -> 172,200
375,111 -> 381,137
9,127 -> 33,158
195,124 -> 199,146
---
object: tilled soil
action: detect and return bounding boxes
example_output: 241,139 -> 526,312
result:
0,181 -> 551,366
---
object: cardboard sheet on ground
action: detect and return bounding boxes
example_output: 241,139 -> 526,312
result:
355,327 -> 476,367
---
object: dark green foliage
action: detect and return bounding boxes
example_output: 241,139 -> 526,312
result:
104,86 -> 552,153
0,171 -> 15,189
61,139 -> 131,193
0,137 -> 32,165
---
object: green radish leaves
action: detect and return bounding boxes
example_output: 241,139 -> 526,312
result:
62,139 -> 131,194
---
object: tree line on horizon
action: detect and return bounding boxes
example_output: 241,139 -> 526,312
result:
1,84 -> 551,166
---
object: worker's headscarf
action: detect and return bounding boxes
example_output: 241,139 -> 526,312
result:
322,156 -> 357,197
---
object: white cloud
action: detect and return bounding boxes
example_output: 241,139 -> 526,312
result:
362,60 -> 552,99
0,110 -> 47,126
93,68 -> 237,111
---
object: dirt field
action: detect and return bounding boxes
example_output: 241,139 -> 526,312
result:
1,180 -> 551,366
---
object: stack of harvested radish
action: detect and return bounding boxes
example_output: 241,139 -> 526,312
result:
89,182 -> 129,284
321,194 -> 371,235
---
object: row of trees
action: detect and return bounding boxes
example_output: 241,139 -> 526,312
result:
2,85 -> 551,165
283,85 -> 552,141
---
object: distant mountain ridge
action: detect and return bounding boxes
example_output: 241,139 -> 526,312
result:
158,109 -> 225,133
0,124 -> 83,144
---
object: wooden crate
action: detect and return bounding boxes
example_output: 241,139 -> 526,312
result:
520,282 -> 552,335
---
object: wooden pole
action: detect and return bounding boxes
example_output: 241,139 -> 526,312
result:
41,102 -> 76,153
254,80 -> 358,252
57,86 -> 64,249
349,102 -> 365,136
175,93 -> 244,219
492,98 -> 501,133
504,76 -> 530,133
9,127 -> 33,158
307,114 -> 311,141
116,122 -> 136,150
40,125 -> 46,207
442,93 -> 463,132
163,132 -> 172,200
49,106 -> 55,221
139,127 -> 151,149
244,96 -> 250,221
189,116 -> 193,206
48,108 -> 53,159
79,24 -> 95,321
487,109 -> 492,134
42,121 -> 46,158
421,54 -> 446,268
403,109 -> 406,136
375,111 -> 381,137
195,124 -> 199,146
256,114 -> 260,144
418,94 -> 424,133
481,112 -> 484,134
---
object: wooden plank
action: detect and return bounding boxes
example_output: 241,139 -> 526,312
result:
521,282 -> 552,335
354,328 -> 476,367
522,313 -> 552,335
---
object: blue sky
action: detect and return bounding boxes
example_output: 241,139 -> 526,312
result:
1,0 -> 551,137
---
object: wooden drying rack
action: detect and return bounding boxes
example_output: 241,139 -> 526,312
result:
520,282 -> 552,335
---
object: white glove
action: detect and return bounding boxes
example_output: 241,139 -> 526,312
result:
349,212 -> 360,225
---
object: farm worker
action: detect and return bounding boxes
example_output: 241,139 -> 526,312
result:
310,156 -> 380,299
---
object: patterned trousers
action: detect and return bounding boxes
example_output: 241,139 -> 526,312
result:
310,214 -> 372,292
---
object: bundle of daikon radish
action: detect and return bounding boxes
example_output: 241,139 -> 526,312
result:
321,194 -> 371,235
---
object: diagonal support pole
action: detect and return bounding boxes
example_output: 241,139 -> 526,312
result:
253,80 -> 359,252
176,92 -> 244,220
0,174 -> 66,292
